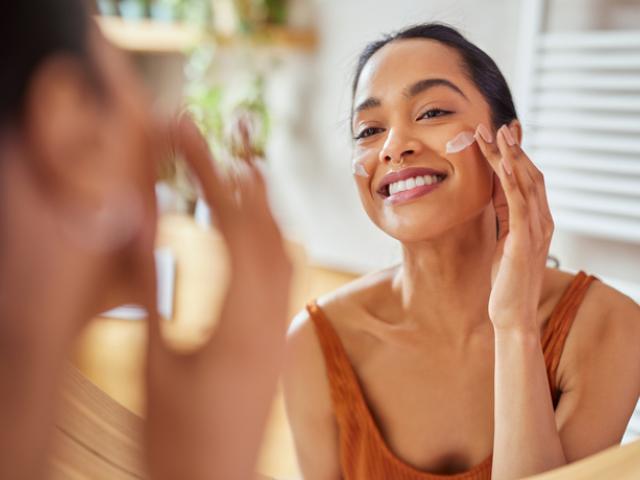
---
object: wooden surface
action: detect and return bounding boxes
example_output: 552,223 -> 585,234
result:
525,439 -> 640,479
97,16 -> 318,54
97,16 -> 201,54
50,366 -> 145,480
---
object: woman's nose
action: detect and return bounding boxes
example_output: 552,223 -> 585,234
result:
379,129 -> 420,165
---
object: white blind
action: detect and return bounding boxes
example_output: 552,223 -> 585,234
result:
522,30 -> 640,244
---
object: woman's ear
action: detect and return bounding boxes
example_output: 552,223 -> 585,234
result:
20,55 -> 146,254
23,54 -> 103,200
508,119 -> 522,145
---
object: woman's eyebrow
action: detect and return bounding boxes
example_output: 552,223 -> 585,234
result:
354,97 -> 382,114
405,78 -> 468,101
354,77 -> 468,115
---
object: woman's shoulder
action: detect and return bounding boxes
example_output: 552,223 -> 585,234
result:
543,268 -> 639,334
547,268 -> 640,390
286,265 -> 397,369
290,265 -> 398,333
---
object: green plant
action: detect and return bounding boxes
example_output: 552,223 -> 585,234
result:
184,44 -> 271,164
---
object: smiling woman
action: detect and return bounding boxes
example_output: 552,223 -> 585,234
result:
284,23 -> 640,480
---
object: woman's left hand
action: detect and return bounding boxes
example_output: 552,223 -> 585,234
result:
474,123 -> 554,333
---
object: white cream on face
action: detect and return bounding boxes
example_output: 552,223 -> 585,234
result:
445,131 -> 476,154
352,131 -> 474,177
352,160 -> 370,178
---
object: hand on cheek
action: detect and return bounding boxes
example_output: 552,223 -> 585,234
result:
473,122 -> 555,332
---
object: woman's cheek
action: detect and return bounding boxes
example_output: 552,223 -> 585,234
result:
454,147 -> 494,206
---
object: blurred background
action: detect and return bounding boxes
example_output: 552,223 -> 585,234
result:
72,0 -> 640,478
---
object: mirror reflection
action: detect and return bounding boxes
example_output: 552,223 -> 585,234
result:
1,1 -> 639,479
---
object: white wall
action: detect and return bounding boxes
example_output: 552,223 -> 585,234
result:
537,0 -> 640,297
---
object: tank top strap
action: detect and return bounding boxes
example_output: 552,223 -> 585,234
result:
541,271 -> 597,407
306,301 -> 362,412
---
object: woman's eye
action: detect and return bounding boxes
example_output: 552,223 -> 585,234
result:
417,108 -> 451,120
355,126 -> 383,140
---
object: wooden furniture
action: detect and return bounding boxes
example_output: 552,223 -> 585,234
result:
50,366 -> 145,480
96,16 -> 318,54
525,439 -> 640,480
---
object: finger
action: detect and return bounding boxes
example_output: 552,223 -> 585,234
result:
475,123 -> 527,235
477,125 -> 528,239
475,124 -> 514,240
169,114 -> 245,235
237,116 -> 255,165
473,123 -> 501,172
174,116 -> 282,255
507,126 -> 554,231
496,125 -> 534,200
501,126 -> 554,243
492,173 -> 509,242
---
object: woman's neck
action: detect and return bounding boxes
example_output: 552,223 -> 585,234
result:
393,208 -> 497,342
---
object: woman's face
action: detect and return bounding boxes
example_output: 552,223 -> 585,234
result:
351,38 -> 496,243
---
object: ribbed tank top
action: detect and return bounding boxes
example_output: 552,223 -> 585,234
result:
306,271 -> 596,479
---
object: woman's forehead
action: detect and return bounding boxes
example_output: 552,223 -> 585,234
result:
355,38 -> 467,100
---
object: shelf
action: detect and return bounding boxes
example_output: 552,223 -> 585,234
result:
97,16 -> 201,54
97,16 -> 318,54
215,26 -> 318,51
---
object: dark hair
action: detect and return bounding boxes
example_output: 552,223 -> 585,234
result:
0,0 -> 94,129
352,23 -> 517,129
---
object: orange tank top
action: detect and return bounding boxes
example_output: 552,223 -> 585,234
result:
306,271 -> 596,480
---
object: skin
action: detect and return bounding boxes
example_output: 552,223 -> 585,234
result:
0,23 -> 291,480
284,38 -> 640,479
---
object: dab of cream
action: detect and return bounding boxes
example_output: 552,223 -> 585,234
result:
445,131 -> 476,154
352,160 -> 369,178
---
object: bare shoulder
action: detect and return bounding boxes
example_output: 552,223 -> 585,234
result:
550,271 -> 640,453
569,274 -> 640,350
282,269 -> 398,478
556,270 -> 640,390
283,307 -> 338,465
286,264 -> 397,362
284,265 -> 397,401
314,265 -> 398,330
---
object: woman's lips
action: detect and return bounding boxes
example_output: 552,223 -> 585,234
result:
377,166 -> 447,193
383,177 -> 446,206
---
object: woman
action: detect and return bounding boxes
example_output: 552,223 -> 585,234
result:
0,1 -> 291,479
284,24 -> 640,480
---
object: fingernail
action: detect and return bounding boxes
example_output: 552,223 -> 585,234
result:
477,123 -> 492,143
501,125 -> 516,146
501,157 -> 513,175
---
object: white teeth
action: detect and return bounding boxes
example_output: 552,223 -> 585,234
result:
386,174 -> 443,195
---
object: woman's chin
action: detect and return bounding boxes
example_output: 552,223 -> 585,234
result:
379,218 -> 452,244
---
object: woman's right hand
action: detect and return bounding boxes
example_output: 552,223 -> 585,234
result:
145,114 -> 293,480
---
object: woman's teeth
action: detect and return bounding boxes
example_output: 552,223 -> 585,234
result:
388,174 -> 444,195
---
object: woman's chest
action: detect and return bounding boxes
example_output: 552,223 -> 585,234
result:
351,345 -> 496,473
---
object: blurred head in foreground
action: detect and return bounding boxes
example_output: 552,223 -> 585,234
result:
0,0 -> 159,315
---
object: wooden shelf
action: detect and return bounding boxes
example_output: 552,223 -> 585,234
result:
97,16 -> 201,54
97,16 -> 318,54
215,26 -> 318,51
